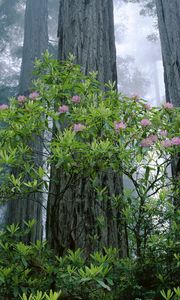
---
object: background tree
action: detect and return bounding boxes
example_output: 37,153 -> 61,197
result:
155,0 -> 180,107
123,0 -> 156,16
155,0 -> 180,208
47,0 -> 128,257
19,0 -> 48,94
117,55 -> 150,96
6,0 -> 48,242
0,0 -> 58,103
0,0 -> 25,102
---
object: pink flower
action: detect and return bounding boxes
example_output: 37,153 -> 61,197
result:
114,121 -> 126,131
132,94 -> 139,102
73,123 -> 86,132
163,102 -> 173,109
0,104 -> 9,110
148,134 -> 158,143
18,95 -> 26,103
161,139 -> 172,148
144,103 -> 151,110
72,95 -> 81,103
140,119 -> 151,126
171,137 -> 180,146
58,105 -> 69,114
160,130 -> 168,137
29,91 -> 40,99
140,138 -> 154,147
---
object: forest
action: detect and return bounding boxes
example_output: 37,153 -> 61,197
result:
0,0 -> 179,299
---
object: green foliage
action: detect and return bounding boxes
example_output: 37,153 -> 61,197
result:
0,222 -> 178,299
0,225 -> 117,299
20,290 -> 61,300
0,53 -> 179,299
161,287 -> 180,300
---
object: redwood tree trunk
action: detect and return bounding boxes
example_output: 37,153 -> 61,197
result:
47,0 -> 128,257
19,0 -> 49,94
6,0 -> 48,242
156,0 -> 180,107
156,0 -> 180,208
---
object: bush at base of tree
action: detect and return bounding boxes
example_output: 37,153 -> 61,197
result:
0,52 -> 179,299
0,220 -> 179,300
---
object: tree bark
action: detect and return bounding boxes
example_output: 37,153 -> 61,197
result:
156,0 -> 180,107
47,0 -> 128,257
156,0 -> 180,208
58,0 -> 117,85
6,0 -> 48,242
19,0 -> 49,94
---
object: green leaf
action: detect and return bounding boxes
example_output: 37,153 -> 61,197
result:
96,280 -> 111,291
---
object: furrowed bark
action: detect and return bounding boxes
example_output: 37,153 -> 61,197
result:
6,0 -> 48,242
47,0 -> 128,257
156,0 -> 180,208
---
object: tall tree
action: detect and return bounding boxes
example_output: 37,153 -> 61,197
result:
19,0 -> 48,94
0,1 -> 24,102
47,0 -> 128,257
156,0 -> 180,208
6,0 -> 48,242
155,0 -> 180,107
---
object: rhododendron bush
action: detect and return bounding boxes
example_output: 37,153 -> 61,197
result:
0,52 -> 179,202
0,52 -> 179,299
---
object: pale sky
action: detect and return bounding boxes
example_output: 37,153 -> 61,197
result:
114,2 -> 165,105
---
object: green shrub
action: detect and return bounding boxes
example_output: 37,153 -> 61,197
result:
0,53 -> 179,299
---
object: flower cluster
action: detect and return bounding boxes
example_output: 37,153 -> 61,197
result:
161,137 -> 180,147
163,102 -> 174,109
140,119 -> 151,126
171,137 -> 180,145
0,104 -> 8,110
161,139 -> 172,148
141,132 -> 180,148
114,121 -> 126,131
141,138 -> 153,147
29,91 -> 40,99
73,123 -> 86,132
140,134 -> 158,147
58,105 -> 69,114
72,95 -> 81,103
18,95 -> 26,104
159,130 -> 168,137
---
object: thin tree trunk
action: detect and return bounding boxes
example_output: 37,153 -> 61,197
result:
47,0 -> 128,257
156,0 -> 180,208
6,0 -> 48,242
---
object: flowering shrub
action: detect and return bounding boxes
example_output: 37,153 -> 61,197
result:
0,51 -> 179,299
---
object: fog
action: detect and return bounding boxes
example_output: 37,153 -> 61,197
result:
114,1 -> 165,105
